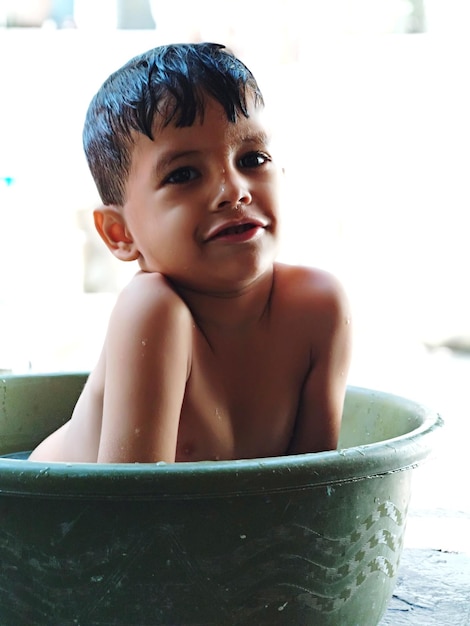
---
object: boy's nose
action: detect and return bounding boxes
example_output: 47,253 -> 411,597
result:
212,168 -> 252,211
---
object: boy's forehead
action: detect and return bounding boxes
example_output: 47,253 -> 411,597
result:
152,96 -> 272,144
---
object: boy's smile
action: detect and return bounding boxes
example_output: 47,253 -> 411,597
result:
203,209 -> 268,243
118,96 -> 282,295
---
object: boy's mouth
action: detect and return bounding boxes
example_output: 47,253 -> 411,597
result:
205,219 -> 267,242
216,223 -> 257,237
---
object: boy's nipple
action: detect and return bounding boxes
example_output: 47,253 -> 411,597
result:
181,442 -> 195,458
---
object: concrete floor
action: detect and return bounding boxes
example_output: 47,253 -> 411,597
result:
381,546 -> 470,625
372,349 -> 470,625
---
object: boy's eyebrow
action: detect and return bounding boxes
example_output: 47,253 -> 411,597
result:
154,150 -> 200,176
158,150 -> 199,167
241,130 -> 270,145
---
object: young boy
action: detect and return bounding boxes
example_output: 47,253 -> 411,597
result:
30,43 -> 352,464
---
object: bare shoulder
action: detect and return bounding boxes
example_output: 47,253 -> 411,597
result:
110,271 -> 192,328
104,271 -> 194,369
116,271 -> 188,308
274,262 -> 350,321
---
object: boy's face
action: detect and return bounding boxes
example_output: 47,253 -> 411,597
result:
114,95 -> 282,294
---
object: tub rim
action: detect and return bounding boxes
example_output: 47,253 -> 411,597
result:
0,384 -> 443,500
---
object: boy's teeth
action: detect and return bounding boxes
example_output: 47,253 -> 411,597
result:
223,224 -> 252,235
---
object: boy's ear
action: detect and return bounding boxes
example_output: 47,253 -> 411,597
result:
93,206 -> 140,262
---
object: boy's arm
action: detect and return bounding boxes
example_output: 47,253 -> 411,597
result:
287,273 -> 352,454
97,273 -> 191,463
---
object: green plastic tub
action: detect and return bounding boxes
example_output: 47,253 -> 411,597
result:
0,373 -> 442,625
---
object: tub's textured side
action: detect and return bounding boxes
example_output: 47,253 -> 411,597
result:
0,471 -> 411,626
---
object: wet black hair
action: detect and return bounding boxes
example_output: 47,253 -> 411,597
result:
83,42 -> 264,205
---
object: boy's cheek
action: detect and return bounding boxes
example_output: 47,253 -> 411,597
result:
275,167 -> 288,205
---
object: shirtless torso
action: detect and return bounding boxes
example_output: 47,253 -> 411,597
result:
30,262 -> 351,463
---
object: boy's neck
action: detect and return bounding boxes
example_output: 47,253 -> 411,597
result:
173,266 -> 276,333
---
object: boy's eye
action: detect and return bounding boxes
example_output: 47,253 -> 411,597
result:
164,167 -> 199,184
239,151 -> 270,169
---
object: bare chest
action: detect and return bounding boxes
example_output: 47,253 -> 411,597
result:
175,334 -> 307,462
